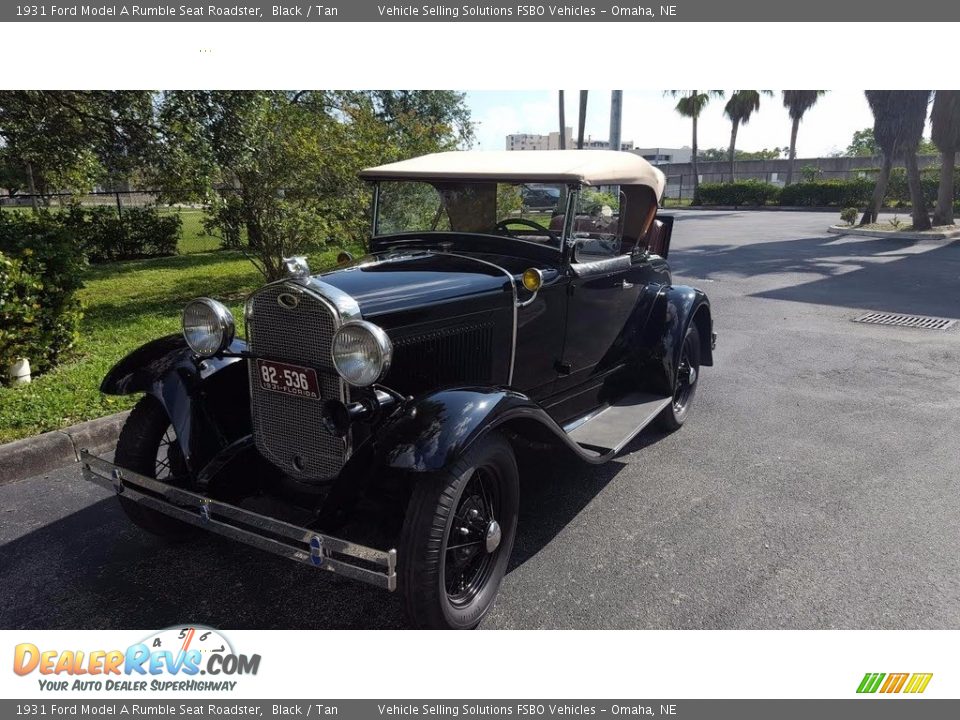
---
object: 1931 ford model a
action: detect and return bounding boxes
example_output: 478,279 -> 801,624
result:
82,150 -> 715,629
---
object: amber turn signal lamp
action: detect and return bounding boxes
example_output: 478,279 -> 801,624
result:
522,268 -> 543,293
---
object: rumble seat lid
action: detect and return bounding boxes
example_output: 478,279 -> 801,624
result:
360,150 -> 666,198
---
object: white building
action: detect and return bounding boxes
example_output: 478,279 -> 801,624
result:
506,128 -> 573,151
506,129 -> 637,152
631,147 -> 693,165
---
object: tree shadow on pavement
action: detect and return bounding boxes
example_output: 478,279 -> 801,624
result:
671,233 -> 960,318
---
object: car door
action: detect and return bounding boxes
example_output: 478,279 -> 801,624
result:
545,239 -> 672,424
552,247 -> 640,394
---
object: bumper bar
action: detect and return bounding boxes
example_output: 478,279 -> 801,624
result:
80,451 -> 397,591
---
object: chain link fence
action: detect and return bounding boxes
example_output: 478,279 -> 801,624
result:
0,189 -> 198,216
0,190 -> 217,254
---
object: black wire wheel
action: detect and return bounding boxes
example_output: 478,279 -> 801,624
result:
399,432 -> 519,629
114,395 -> 201,541
655,324 -> 702,432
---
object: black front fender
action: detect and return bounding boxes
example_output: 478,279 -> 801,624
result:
359,387 -> 603,475
101,334 -> 249,470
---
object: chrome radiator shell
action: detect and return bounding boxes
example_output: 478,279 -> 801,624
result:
246,280 -> 353,481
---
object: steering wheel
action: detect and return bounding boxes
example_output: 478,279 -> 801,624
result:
494,218 -> 561,246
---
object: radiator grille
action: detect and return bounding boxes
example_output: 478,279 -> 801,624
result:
247,283 -> 348,481
387,323 -> 495,395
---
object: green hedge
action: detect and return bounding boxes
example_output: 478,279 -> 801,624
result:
696,180 -> 782,206
779,179 -> 875,207
0,213 -> 85,380
60,206 -> 181,263
697,168 -> 960,208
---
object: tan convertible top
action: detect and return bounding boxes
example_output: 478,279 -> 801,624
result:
360,150 -> 666,198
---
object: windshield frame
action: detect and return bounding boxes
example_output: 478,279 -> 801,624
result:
367,179 -> 580,250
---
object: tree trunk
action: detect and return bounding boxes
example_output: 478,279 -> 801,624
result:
25,161 -> 39,214
558,91 -> 566,150
785,116 -> 800,185
691,114 -> 699,202
905,151 -> 931,231
861,154 -> 893,225
727,119 -> 740,183
932,149 -> 956,226
577,90 -> 587,150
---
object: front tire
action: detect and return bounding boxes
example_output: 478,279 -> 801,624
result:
398,432 -> 519,629
114,396 -> 202,541
655,324 -> 701,432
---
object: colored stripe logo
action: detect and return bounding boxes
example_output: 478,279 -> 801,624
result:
857,672 -> 933,694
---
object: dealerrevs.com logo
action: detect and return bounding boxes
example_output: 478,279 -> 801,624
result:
857,673 -> 933,694
13,626 -> 261,692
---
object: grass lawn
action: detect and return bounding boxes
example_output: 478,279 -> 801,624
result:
162,208 -> 222,254
0,245 -> 349,444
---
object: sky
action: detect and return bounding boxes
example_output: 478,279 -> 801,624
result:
465,90 -> 885,158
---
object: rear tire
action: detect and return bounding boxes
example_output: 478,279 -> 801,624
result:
398,432 -> 519,629
655,324 -> 701,432
114,396 -> 202,541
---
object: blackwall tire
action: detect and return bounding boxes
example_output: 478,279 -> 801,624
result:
398,432 -> 519,630
114,396 -> 202,541
655,324 -> 702,432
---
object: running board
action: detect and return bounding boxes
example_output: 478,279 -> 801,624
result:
564,392 -> 672,458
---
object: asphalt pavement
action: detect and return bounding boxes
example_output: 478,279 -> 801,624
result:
2,209 -> 959,629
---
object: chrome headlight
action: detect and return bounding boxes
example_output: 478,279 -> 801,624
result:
182,298 -> 235,357
331,320 -> 393,387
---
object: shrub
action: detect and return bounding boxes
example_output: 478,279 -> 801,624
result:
840,207 -> 859,226
779,179 -> 875,207
0,212 -> 85,380
799,165 -> 822,182
696,180 -> 781,206
0,252 -> 43,374
60,206 -> 181,263
884,168 -> 939,208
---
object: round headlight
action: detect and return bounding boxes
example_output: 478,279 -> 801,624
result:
331,320 -> 393,387
182,298 -> 235,357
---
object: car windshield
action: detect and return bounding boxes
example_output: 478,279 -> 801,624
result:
374,180 -> 567,242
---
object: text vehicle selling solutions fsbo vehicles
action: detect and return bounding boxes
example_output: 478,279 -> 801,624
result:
83,150 -> 715,629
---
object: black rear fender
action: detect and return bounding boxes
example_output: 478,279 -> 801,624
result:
633,285 -> 713,396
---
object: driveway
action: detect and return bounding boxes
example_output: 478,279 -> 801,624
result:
2,210 -> 959,629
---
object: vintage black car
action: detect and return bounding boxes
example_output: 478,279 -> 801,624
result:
82,150 -> 715,629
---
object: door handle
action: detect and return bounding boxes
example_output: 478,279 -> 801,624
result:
621,279 -> 634,289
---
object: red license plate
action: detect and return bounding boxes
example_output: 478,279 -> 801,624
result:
256,359 -> 321,400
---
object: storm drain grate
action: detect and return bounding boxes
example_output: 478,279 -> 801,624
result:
852,312 -> 957,330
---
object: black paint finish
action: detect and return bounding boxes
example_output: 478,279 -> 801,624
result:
100,227 -> 713,493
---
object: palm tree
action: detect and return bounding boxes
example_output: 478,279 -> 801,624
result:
723,91 -> 773,182
666,90 -> 724,201
782,91 -> 827,185
930,90 -> 960,226
577,90 -> 588,149
862,91 -> 931,229
558,90 -> 566,149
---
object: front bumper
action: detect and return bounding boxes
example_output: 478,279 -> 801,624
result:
80,451 -> 397,591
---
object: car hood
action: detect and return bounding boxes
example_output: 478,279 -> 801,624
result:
315,251 -> 514,317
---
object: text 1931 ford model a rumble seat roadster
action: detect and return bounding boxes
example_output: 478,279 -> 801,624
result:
82,150 -> 715,629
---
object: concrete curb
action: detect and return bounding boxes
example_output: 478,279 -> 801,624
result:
0,411 -> 129,486
827,225 -> 960,241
